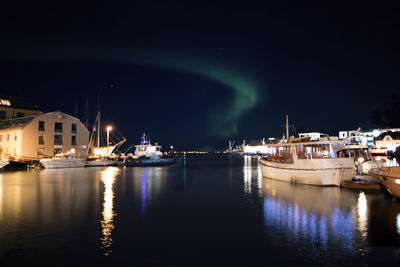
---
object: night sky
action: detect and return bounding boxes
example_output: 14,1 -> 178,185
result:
1,1 -> 399,150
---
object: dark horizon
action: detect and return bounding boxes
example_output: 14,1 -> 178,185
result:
1,1 -> 399,150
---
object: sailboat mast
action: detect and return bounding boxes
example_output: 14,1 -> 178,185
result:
97,111 -> 100,149
286,115 -> 289,143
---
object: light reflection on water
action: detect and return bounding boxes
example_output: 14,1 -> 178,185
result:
99,167 -> 119,256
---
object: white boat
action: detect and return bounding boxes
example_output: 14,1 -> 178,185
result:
258,116 -> 355,186
0,161 -> 9,168
40,151 -> 85,169
124,134 -> 182,167
333,143 -> 381,175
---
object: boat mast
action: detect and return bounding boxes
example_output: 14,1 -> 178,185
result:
286,115 -> 289,143
97,111 -> 100,149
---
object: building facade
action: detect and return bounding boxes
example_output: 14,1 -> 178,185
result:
0,95 -> 43,120
0,111 -> 89,161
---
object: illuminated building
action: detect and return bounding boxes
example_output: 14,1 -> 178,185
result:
0,111 -> 89,161
0,95 -> 43,120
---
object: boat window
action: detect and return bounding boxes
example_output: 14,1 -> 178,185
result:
296,144 -> 334,159
156,147 -> 161,151
266,145 -> 293,163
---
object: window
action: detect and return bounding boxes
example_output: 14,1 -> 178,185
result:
71,124 -> 77,133
38,148 -> 44,156
14,133 -> 17,141
71,135 -> 76,146
38,121 -> 45,131
54,122 -> 63,133
0,111 -> 6,119
16,112 -> 25,118
0,135 -> 2,142
6,134 -> 9,141
38,133 -> 45,145
54,134 -> 63,145
54,148 -> 62,155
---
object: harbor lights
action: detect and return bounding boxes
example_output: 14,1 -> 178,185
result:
106,126 -> 113,156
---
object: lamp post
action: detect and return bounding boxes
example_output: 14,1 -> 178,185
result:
106,126 -> 112,157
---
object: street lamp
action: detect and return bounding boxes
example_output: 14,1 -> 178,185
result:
106,126 -> 112,156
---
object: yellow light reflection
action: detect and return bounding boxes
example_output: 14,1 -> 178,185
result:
357,192 -> 368,237
100,167 -> 119,256
243,155 -> 252,193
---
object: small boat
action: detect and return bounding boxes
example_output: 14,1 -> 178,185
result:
0,161 -> 9,168
124,133 -> 182,167
40,150 -> 85,169
369,167 -> 400,198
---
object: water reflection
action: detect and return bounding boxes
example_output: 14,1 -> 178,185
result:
357,192 -> 368,238
243,156 -> 262,195
262,178 -> 360,253
100,167 -> 119,256
133,167 -> 170,213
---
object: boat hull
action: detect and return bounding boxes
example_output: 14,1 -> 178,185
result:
85,159 -> 118,167
40,159 -> 85,169
259,158 -> 355,186
0,161 -> 9,168
138,156 -> 183,167
370,167 -> 400,198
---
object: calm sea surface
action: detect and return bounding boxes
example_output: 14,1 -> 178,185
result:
1,154 -> 400,265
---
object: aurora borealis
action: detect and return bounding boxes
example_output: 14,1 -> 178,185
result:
1,1 -> 399,149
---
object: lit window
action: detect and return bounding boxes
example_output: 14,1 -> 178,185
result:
38,148 -> 44,156
14,133 -> 17,141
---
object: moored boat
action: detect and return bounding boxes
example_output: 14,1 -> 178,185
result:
40,151 -> 85,169
259,140 -> 356,186
124,133 -> 182,167
369,167 -> 400,198
258,116 -> 355,186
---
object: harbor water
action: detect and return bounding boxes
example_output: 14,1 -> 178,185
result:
1,154 -> 400,265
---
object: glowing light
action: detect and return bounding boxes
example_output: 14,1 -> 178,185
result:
100,167 -> 118,256
396,179 -> 400,185
357,192 -> 368,238
107,126 -> 112,131
358,157 -> 364,163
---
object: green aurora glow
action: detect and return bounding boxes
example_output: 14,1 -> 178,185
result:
3,41 -> 261,137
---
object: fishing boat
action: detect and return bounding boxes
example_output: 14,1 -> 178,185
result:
85,111 -> 125,167
40,149 -> 85,169
369,167 -> 400,198
258,116 -> 356,186
124,134 -> 183,167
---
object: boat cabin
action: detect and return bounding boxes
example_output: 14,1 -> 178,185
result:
265,142 -> 344,163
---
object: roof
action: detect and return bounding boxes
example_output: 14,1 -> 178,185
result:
0,116 -> 36,130
0,95 -> 42,111
376,131 -> 400,140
